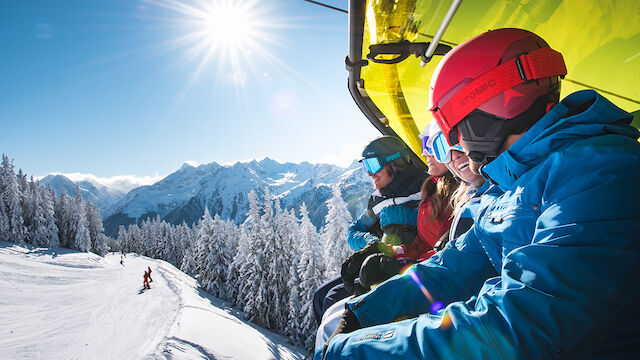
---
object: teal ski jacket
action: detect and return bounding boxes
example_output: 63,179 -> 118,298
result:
321,90 -> 640,359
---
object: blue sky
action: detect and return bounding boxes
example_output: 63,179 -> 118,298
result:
0,0 -> 377,183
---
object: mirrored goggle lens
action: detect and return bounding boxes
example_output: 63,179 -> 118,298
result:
361,157 -> 384,174
421,135 -> 433,157
433,132 -> 464,163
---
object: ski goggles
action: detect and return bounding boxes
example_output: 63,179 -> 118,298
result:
422,131 -> 464,164
421,135 -> 433,157
360,152 -> 402,174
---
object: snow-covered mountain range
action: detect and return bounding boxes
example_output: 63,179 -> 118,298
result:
101,158 -> 373,237
40,174 -> 126,213
40,158 -> 372,237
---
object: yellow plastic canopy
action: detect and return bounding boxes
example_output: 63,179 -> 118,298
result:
347,0 -> 640,165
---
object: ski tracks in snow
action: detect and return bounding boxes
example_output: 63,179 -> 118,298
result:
0,243 -> 180,359
1,242 -> 304,360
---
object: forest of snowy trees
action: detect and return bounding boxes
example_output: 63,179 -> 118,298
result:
115,186 -> 354,348
1,153 -> 356,349
0,154 -> 108,254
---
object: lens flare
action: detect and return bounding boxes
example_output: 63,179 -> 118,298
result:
430,301 -> 444,313
406,268 -> 441,313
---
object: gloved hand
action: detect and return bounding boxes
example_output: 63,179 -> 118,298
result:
341,241 -> 384,293
322,307 -> 361,359
358,253 -> 403,292
378,205 -> 419,229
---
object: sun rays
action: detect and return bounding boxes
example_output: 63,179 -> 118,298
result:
142,0 -> 285,98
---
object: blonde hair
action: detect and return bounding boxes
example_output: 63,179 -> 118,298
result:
451,181 -> 473,217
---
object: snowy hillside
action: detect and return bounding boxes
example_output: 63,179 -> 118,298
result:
0,242 -> 304,360
103,158 -> 372,236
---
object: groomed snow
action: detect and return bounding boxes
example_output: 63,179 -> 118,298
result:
0,242 -> 305,360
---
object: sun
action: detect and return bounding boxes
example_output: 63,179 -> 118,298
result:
146,0 -> 282,89
201,2 -> 256,45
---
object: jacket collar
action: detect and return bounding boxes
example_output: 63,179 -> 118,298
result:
378,166 -> 427,198
481,90 -> 637,190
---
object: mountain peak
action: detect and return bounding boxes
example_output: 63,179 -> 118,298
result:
179,162 -> 196,171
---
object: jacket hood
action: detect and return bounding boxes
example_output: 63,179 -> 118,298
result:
482,90 -> 638,189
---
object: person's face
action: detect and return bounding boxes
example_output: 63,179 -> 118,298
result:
459,131 -> 526,175
458,136 -> 483,175
369,163 -> 393,190
449,150 -> 485,186
425,154 -> 448,177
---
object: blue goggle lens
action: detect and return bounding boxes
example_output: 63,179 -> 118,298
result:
432,133 -> 464,163
361,157 -> 384,174
360,152 -> 402,174
421,135 -> 433,157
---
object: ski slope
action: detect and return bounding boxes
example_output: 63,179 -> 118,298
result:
0,241 -> 305,360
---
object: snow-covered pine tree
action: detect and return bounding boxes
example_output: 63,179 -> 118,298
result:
152,216 -> 168,260
195,208 -> 214,283
0,196 -> 10,242
40,186 -> 59,247
73,187 -> 91,252
285,205 -> 311,345
297,202 -> 325,348
322,185 -> 353,278
1,155 -> 27,244
86,202 -> 107,255
179,223 -> 197,276
29,182 -> 49,246
221,219 -> 239,302
264,194 -> 294,333
54,189 -> 69,247
0,155 -> 12,242
228,224 -> 250,306
127,223 -> 142,255
117,225 -> 128,253
200,213 -> 231,299
172,221 -> 188,268
164,224 -> 179,267
239,190 -> 270,327
141,217 -> 155,257
191,211 -> 210,277
20,176 -> 35,244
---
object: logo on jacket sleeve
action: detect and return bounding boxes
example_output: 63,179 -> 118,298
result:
352,330 -> 395,343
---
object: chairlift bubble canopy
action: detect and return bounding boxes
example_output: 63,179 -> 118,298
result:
346,0 -> 640,168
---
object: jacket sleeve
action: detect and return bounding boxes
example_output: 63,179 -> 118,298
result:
346,226 -> 497,327
325,142 -> 640,359
347,211 -> 380,251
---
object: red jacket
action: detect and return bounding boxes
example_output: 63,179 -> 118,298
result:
394,193 -> 452,262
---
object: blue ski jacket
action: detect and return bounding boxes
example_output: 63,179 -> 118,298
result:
321,90 -> 640,359
347,167 -> 426,250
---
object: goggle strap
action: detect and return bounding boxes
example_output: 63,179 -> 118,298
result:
383,152 -> 402,163
433,47 -> 567,138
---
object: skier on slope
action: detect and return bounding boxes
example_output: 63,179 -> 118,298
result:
319,28 -> 640,359
147,267 -> 152,282
143,271 -> 150,290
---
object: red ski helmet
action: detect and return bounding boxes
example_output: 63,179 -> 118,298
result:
429,28 -> 567,164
